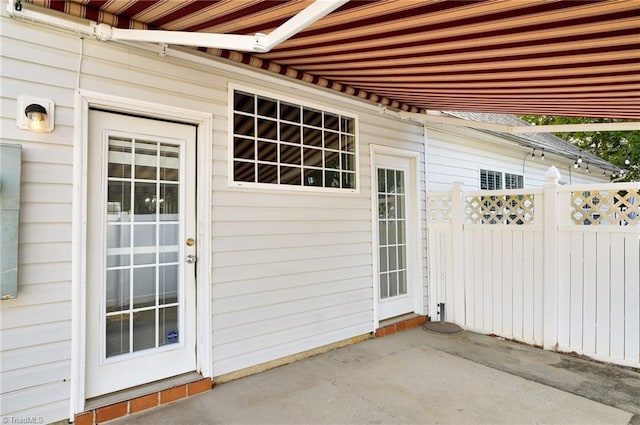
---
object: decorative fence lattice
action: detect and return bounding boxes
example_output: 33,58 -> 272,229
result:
464,194 -> 536,225
427,193 -> 452,224
569,189 -> 640,226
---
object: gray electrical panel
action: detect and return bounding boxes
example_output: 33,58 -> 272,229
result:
1,143 -> 22,300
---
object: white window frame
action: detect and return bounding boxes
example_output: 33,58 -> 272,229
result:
228,83 -> 359,193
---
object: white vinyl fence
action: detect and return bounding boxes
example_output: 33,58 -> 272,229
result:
427,167 -> 640,368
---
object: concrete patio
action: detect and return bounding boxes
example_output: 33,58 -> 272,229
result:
111,327 -> 640,424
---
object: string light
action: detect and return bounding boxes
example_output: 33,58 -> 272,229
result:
541,148 -> 545,160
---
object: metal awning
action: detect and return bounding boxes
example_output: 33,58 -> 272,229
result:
17,0 -> 640,118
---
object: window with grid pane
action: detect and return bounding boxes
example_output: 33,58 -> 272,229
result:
505,173 -> 524,189
232,90 -> 357,189
480,169 -> 503,190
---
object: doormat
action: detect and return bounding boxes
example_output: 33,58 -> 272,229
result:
423,321 -> 462,333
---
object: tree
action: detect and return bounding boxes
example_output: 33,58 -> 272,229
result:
518,116 -> 639,181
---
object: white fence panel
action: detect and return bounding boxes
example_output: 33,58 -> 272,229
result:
556,185 -> 640,367
459,190 -> 544,343
625,232 -> 640,362
427,178 -> 640,369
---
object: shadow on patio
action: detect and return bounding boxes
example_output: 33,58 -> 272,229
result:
110,327 -> 640,424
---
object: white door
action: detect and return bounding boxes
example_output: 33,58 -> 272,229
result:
375,154 -> 417,320
86,110 -> 197,398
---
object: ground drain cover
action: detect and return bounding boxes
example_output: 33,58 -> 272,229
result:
423,322 -> 462,333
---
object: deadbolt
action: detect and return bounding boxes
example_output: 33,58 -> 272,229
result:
186,238 -> 195,246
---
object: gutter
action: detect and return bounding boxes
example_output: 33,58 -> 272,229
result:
396,110 -> 640,134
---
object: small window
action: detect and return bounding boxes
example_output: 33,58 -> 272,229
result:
480,169 -> 503,190
232,90 -> 357,190
480,169 -> 524,190
505,173 -> 524,189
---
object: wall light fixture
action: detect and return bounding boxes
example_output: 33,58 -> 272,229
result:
17,96 -> 54,132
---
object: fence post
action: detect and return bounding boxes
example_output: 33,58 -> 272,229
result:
543,166 -> 561,350
450,182 -> 465,325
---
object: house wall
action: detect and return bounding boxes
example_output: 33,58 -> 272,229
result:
0,11 -> 611,424
0,16 -> 426,423
426,126 -> 609,191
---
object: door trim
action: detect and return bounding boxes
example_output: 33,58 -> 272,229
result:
71,90 -> 213,416
370,145 -> 424,329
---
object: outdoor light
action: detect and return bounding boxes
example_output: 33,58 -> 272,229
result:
625,156 -> 631,165
17,96 -> 54,132
585,163 -> 590,173
541,148 -> 545,160
574,159 -> 579,168
577,153 -> 583,164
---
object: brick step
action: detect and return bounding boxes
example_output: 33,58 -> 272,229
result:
74,378 -> 212,425
375,314 -> 426,338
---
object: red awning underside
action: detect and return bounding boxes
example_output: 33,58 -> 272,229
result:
31,0 -> 640,118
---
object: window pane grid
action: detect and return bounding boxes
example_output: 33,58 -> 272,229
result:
233,90 -> 356,189
105,137 -> 181,358
377,168 -> 408,300
480,169 -> 524,190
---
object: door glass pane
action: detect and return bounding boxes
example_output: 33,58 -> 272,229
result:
397,221 -> 406,244
108,137 -> 132,178
159,224 -> 179,263
377,167 -> 408,300
159,144 -> 179,181
107,224 -> 130,267
389,271 -> 398,297
107,181 -> 131,222
398,245 -> 406,269
133,267 -> 156,309
135,141 -> 157,180
380,273 -> 388,298
159,306 -> 179,346
388,221 -> 397,244
134,224 -> 156,265
159,265 -> 178,304
106,269 -> 130,313
134,182 -> 157,221
379,247 -> 388,272
104,137 -> 183,358
388,246 -> 397,270
159,183 -> 179,221
133,310 -> 156,352
378,222 -> 387,245
106,314 -> 130,357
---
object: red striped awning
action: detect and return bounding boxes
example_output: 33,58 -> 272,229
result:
29,0 -> 640,118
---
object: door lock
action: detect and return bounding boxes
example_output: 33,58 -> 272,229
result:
186,238 -> 195,246
185,254 -> 197,264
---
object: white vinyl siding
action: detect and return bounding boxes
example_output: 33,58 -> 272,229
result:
1,15 -> 426,421
425,126 -> 609,191
1,17 -> 76,423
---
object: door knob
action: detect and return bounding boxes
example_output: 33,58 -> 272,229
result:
185,254 -> 197,264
